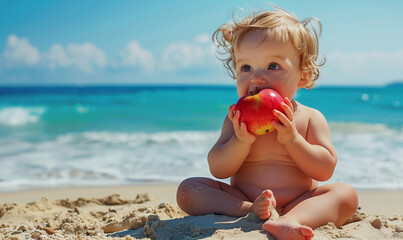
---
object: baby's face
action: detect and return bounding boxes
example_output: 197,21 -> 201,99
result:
234,29 -> 304,99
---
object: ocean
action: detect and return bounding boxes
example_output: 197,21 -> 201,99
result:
0,85 -> 402,192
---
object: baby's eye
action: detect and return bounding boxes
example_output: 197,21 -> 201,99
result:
268,63 -> 280,70
241,65 -> 252,72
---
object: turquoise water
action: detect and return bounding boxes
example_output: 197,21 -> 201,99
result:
0,85 -> 402,191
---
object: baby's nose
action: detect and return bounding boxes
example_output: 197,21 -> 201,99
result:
249,75 -> 269,95
251,77 -> 267,85
250,74 -> 267,85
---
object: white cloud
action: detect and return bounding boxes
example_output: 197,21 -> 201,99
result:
45,44 -> 69,69
325,49 -> 403,85
43,42 -> 107,73
66,43 -> 107,73
1,33 -> 222,76
120,41 -> 154,73
194,33 -> 210,44
2,34 -> 40,66
161,33 -> 217,71
2,34 -> 107,73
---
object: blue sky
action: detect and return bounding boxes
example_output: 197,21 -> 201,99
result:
1,0 -> 402,86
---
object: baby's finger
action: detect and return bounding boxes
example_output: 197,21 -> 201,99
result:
273,109 -> 292,128
284,97 -> 293,110
239,122 -> 257,142
271,120 -> 283,131
228,104 -> 236,120
232,110 -> 241,128
229,104 -> 236,113
280,102 -> 294,121
240,122 -> 248,133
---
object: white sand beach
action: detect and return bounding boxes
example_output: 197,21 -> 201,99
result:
1,184 -> 403,239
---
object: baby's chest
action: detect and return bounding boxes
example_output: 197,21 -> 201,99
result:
248,133 -> 286,158
247,116 -> 309,160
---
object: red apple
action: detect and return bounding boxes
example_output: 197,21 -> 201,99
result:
234,89 -> 285,135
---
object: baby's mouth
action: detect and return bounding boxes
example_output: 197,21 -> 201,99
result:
249,87 -> 273,96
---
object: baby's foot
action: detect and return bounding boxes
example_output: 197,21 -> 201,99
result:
262,216 -> 314,240
252,190 -> 276,220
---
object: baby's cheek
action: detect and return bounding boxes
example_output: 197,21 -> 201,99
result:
236,77 -> 251,92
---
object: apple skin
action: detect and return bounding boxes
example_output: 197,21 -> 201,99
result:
234,89 -> 285,135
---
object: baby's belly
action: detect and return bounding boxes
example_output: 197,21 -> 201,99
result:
231,161 -> 317,207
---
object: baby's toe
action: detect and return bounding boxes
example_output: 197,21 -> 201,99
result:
259,211 -> 271,220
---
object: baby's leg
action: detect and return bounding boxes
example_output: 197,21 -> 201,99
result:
177,177 -> 251,216
177,177 -> 275,218
263,183 -> 358,240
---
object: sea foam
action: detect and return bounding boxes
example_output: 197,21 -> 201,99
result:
0,107 -> 46,126
0,123 -> 402,192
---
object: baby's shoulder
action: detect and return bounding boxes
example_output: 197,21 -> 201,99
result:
295,102 -> 326,122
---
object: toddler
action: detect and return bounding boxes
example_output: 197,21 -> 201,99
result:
177,6 -> 358,240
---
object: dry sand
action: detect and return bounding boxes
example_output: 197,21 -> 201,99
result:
1,184 -> 403,240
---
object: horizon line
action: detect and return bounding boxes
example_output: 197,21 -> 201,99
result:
0,83 -> 401,89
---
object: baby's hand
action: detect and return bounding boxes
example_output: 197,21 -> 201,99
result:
272,98 -> 299,144
228,104 -> 256,144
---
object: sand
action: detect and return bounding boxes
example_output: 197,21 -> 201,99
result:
1,184 -> 403,240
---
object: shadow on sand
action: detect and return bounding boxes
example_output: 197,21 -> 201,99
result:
109,212 -> 275,240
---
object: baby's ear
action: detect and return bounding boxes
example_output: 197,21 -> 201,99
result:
298,72 -> 312,88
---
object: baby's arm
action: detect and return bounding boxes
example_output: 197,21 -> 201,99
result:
273,99 -> 337,181
208,105 -> 256,179
285,109 -> 336,181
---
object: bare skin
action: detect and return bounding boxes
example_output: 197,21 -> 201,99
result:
253,190 -> 276,220
177,30 -> 358,240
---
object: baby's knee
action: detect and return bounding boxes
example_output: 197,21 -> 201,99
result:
177,178 -> 193,206
335,183 -> 359,212
176,177 -> 204,212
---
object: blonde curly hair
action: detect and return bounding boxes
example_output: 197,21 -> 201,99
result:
212,6 -> 325,89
